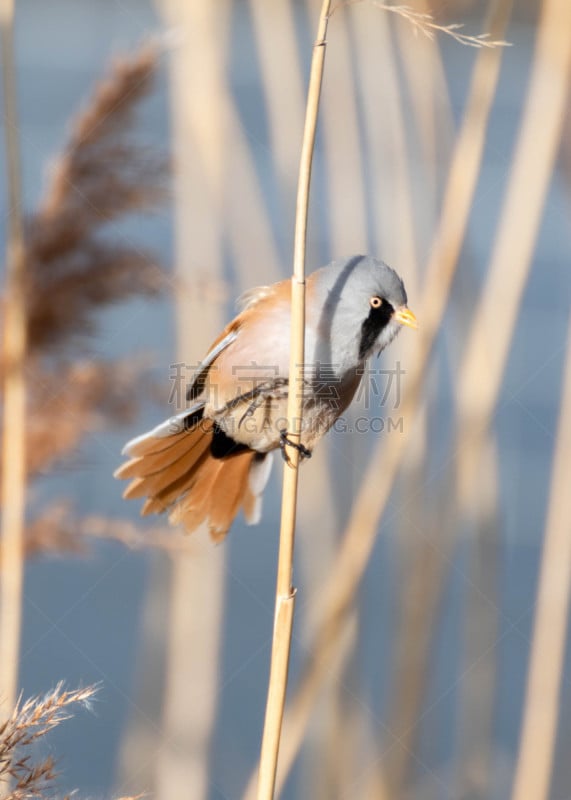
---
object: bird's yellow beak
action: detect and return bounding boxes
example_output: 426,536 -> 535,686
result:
393,306 -> 418,330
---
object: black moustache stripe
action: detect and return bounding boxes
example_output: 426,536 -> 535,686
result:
358,302 -> 394,360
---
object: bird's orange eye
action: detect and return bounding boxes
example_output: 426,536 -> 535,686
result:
370,296 -> 383,309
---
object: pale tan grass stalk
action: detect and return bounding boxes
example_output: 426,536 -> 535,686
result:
456,0 -> 571,504
245,5 -> 509,791
223,118 -> 282,289
498,6 -> 571,797
394,0 -> 455,245
351,8 -> 424,796
167,0 -> 282,292
379,0 -> 568,781
256,3 -> 332,798
321,5 -> 368,256
375,3 -> 513,795
455,436 -> 500,798
354,6 -> 419,281
423,0 -> 571,793
308,611 -> 362,800
143,5 -> 231,799
448,8 -> 571,782
510,319 -> 571,799
0,0 -> 26,738
249,0 -> 305,201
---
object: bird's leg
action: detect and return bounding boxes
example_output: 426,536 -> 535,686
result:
232,378 -> 289,428
279,429 -> 312,466
238,392 -> 266,428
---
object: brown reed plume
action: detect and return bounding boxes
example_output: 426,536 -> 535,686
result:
0,42 -> 171,558
0,683 -> 96,800
0,682 -> 142,800
24,45 -> 167,354
0,37 -> 170,799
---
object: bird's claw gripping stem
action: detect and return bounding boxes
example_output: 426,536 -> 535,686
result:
279,429 -> 312,466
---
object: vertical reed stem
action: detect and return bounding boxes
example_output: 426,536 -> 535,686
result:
0,0 -> 26,729
256,2 -> 332,797
510,314 -> 571,800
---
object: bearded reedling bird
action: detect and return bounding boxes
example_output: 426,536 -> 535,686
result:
115,255 -> 417,541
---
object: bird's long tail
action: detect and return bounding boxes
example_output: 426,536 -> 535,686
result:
114,404 -> 272,541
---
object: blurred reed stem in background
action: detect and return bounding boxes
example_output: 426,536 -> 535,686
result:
353,6 -> 424,795
241,3 -> 511,794
451,0 -> 571,788
455,436 -> 500,798
0,35 -> 171,796
503,4 -> 571,798
248,0 -> 304,213
300,5 -> 371,793
381,3 -> 514,797
145,4 -> 231,799
511,313 -> 571,800
0,0 -> 27,740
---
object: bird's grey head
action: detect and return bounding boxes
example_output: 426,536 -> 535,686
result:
311,255 -> 417,369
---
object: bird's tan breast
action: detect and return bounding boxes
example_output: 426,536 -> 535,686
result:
199,276 -> 362,453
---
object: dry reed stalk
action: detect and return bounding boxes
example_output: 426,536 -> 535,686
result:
374,0 -> 566,786
394,0 -> 455,247
456,0 -> 571,503
374,3 -> 514,795
306,610 -> 363,800
0,0 -> 27,740
447,2 -> 571,784
256,3 -> 333,797
510,319 -> 571,799
134,5 -> 231,799
244,5 -> 510,791
495,7 -> 571,798
296,8 -> 371,790
249,0 -> 305,203
321,5 -> 368,257
162,0 -> 282,295
410,0 -> 571,791
335,8 -> 423,794
223,120 -> 282,292
351,12 -> 448,787
455,436 -> 500,798
354,6 -> 419,281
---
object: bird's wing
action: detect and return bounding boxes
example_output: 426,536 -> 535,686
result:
186,279 -> 290,402
186,327 -> 239,401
